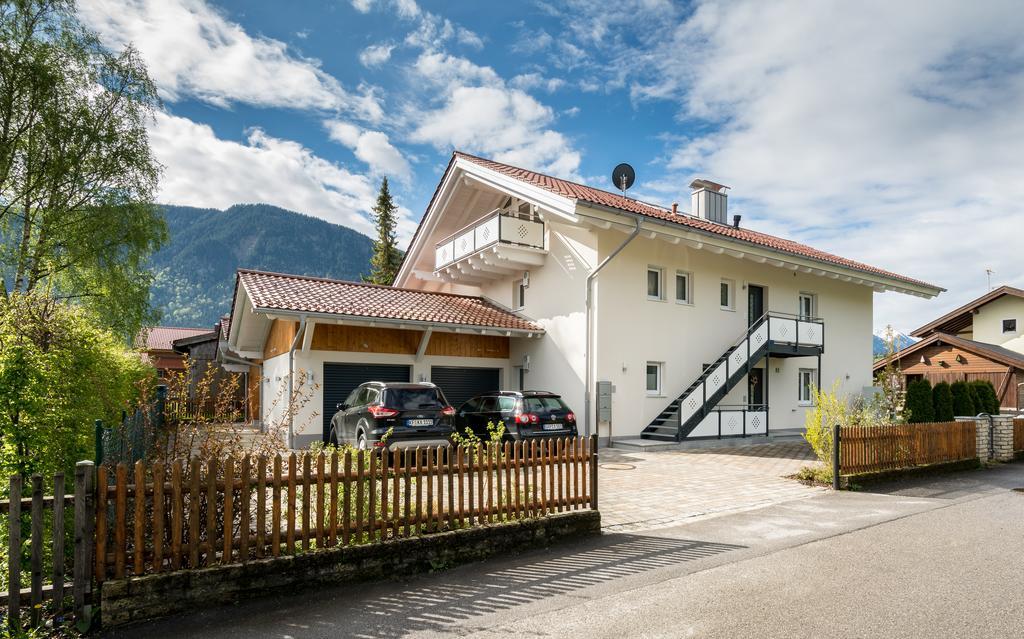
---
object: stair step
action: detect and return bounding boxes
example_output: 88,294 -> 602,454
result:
638,433 -> 677,442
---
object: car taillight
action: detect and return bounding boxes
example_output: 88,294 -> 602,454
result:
515,412 -> 539,425
566,412 -> 575,422
367,404 -> 399,418
440,406 -> 455,416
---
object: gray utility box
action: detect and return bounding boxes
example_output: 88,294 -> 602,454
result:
597,381 -> 614,423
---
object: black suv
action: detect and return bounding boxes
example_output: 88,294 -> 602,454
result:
329,382 -> 455,450
454,391 -> 577,442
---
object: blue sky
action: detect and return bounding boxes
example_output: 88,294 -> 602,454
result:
78,0 -> 1024,332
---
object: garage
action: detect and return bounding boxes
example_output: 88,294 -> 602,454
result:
322,363 -> 411,442
431,366 -> 501,409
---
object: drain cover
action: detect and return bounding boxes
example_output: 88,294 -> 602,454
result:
600,463 -> 636,471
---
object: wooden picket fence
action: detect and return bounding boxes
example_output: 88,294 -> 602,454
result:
1014,419 -> 1024,452
839,421 -> 976,475
95,436 -> 598,583
2,463 -> 96,633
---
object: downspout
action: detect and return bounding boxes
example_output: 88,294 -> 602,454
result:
287,316 -> 308,449
584,216 -> 643,441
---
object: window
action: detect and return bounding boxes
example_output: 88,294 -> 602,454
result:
497,396 -> 517,412
675,271 -> 692,304
1003,319 -> 1017,333
513,279 -> 526,310
383,388 -> 443,410
647,267 -> 664,300
646,362 -> 663,395
799,293 -> 816,320
798,369 -> 816,405
720,279 -> 735,310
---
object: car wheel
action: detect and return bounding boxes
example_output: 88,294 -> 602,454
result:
329,427 -> 339,447
357,433 -> 368,450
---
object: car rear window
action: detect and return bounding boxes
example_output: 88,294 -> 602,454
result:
523,397 -> 569,415
384,388 -> 446,410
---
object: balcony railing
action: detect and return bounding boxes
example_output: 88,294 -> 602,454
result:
435,209 -> 545,270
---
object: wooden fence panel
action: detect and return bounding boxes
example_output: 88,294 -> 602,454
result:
840,421 -> 976,475
1014,419 -> 1024,453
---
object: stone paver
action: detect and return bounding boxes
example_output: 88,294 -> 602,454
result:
598,442 -> 823,531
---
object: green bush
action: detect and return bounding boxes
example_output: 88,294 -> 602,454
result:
905,378 -> 934,423
950,381 -> 976,417
969,380 -> 999,414
932,382 -> 954,422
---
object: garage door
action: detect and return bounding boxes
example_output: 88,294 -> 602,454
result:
430,366 -> 501,409
322,363 -> 411,442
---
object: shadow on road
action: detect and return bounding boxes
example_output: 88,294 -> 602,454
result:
107,534 -> 745,638
851,462 -> 1024,500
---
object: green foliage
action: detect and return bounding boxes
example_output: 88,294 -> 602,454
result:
150,204 -> 374,326
969,380 -> 999,415
871,326 -> 908,424
950,381 -> 976,417
905,378 -> 934,423
0,0 -> 166,338
451,420 -> 506,451
795,465 -> 832,485
364,178 -> 404,286
802,381 -> 847,465
932,381 -> 954,422
0,292 -> 151,479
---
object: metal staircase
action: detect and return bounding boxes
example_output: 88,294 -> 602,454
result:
640,312 -> 824,442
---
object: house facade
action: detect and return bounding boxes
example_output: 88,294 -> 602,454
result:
228,152 -> 942,448
874,286 -> 1024,410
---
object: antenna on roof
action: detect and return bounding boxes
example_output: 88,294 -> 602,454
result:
986,268 -> 994,291
611,163 -> 635,198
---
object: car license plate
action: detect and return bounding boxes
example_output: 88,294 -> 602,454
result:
543,424 -> 562,431
406,418 -> 433,427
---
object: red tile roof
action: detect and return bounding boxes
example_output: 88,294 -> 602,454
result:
137,327 -> 211,352
455,152 -> 940,291
238,270 -> 543,333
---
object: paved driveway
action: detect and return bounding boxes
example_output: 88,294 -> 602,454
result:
598,442 -> 823,531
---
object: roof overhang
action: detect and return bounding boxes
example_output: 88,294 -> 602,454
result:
873,332 -> 1024,372
910,286 -> 1024,337
255,307 -> 544,338
395,155 -> 577,288
574,203 -> 943,298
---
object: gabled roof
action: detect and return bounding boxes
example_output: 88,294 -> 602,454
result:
910,285 -> 1024,338
441,152 -> 939,292
137,327 -> 211,352
236,269 -> 543,333
872,331 -> 1024,373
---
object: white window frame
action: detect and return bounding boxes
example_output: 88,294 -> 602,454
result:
646,362 -> 663,396
674,270 -> 692,305
513,279 -> 526,310
647,266 -> 665,301
798,293 -> 816,320
798,368 -> 816,405
720,278 -> 735,311
1002,318 -> 1017,334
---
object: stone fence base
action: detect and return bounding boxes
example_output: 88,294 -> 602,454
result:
956,415 -> 1017,462
101,510 -> 601,628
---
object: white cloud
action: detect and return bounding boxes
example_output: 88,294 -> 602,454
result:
412,85 -> 580,178
359,43 -> 395,67
149,112 -> 418,243
78,0 -> 379,119
324,120 -> 413,183
350,0 -> 374,12
511,73 -> 565,93
457,27 -> 484,49
394,0 -> 420,19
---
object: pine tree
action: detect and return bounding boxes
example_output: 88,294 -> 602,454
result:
905,378 -> 934,423
364,177 -> 404,285
932,382 -> 954,422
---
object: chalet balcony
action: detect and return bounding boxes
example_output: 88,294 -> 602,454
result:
433,209 -> 547,283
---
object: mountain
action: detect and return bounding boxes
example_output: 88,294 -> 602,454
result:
150,204 -> 375,327
872,331 -> 917,358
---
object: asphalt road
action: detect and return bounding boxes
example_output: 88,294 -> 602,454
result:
104,464 -> 1024,639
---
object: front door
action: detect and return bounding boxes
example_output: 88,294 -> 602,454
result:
748,285 -> 765,326
748,368 -> 764,406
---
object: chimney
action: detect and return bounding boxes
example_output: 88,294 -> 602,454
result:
732,214 -> 742,228
671,202 -> 679,215
690,179 -> 730,225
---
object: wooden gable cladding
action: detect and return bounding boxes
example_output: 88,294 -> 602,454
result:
309,323 -> 510,359
263,319 -> 298,360
899,343 -> 1009,375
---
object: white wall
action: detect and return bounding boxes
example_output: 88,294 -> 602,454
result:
589,219 -> 874,438
260,349 -> 512,449
972,295 -> 1024,353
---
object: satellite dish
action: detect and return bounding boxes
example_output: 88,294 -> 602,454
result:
612,163 -> 635,195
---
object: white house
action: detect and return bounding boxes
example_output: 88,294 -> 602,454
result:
227,152 -> 943,449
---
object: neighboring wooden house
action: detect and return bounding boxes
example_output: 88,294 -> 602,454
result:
874,286 -> 1024,410
137,326 -> 212,380
172,318 -> 249,420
